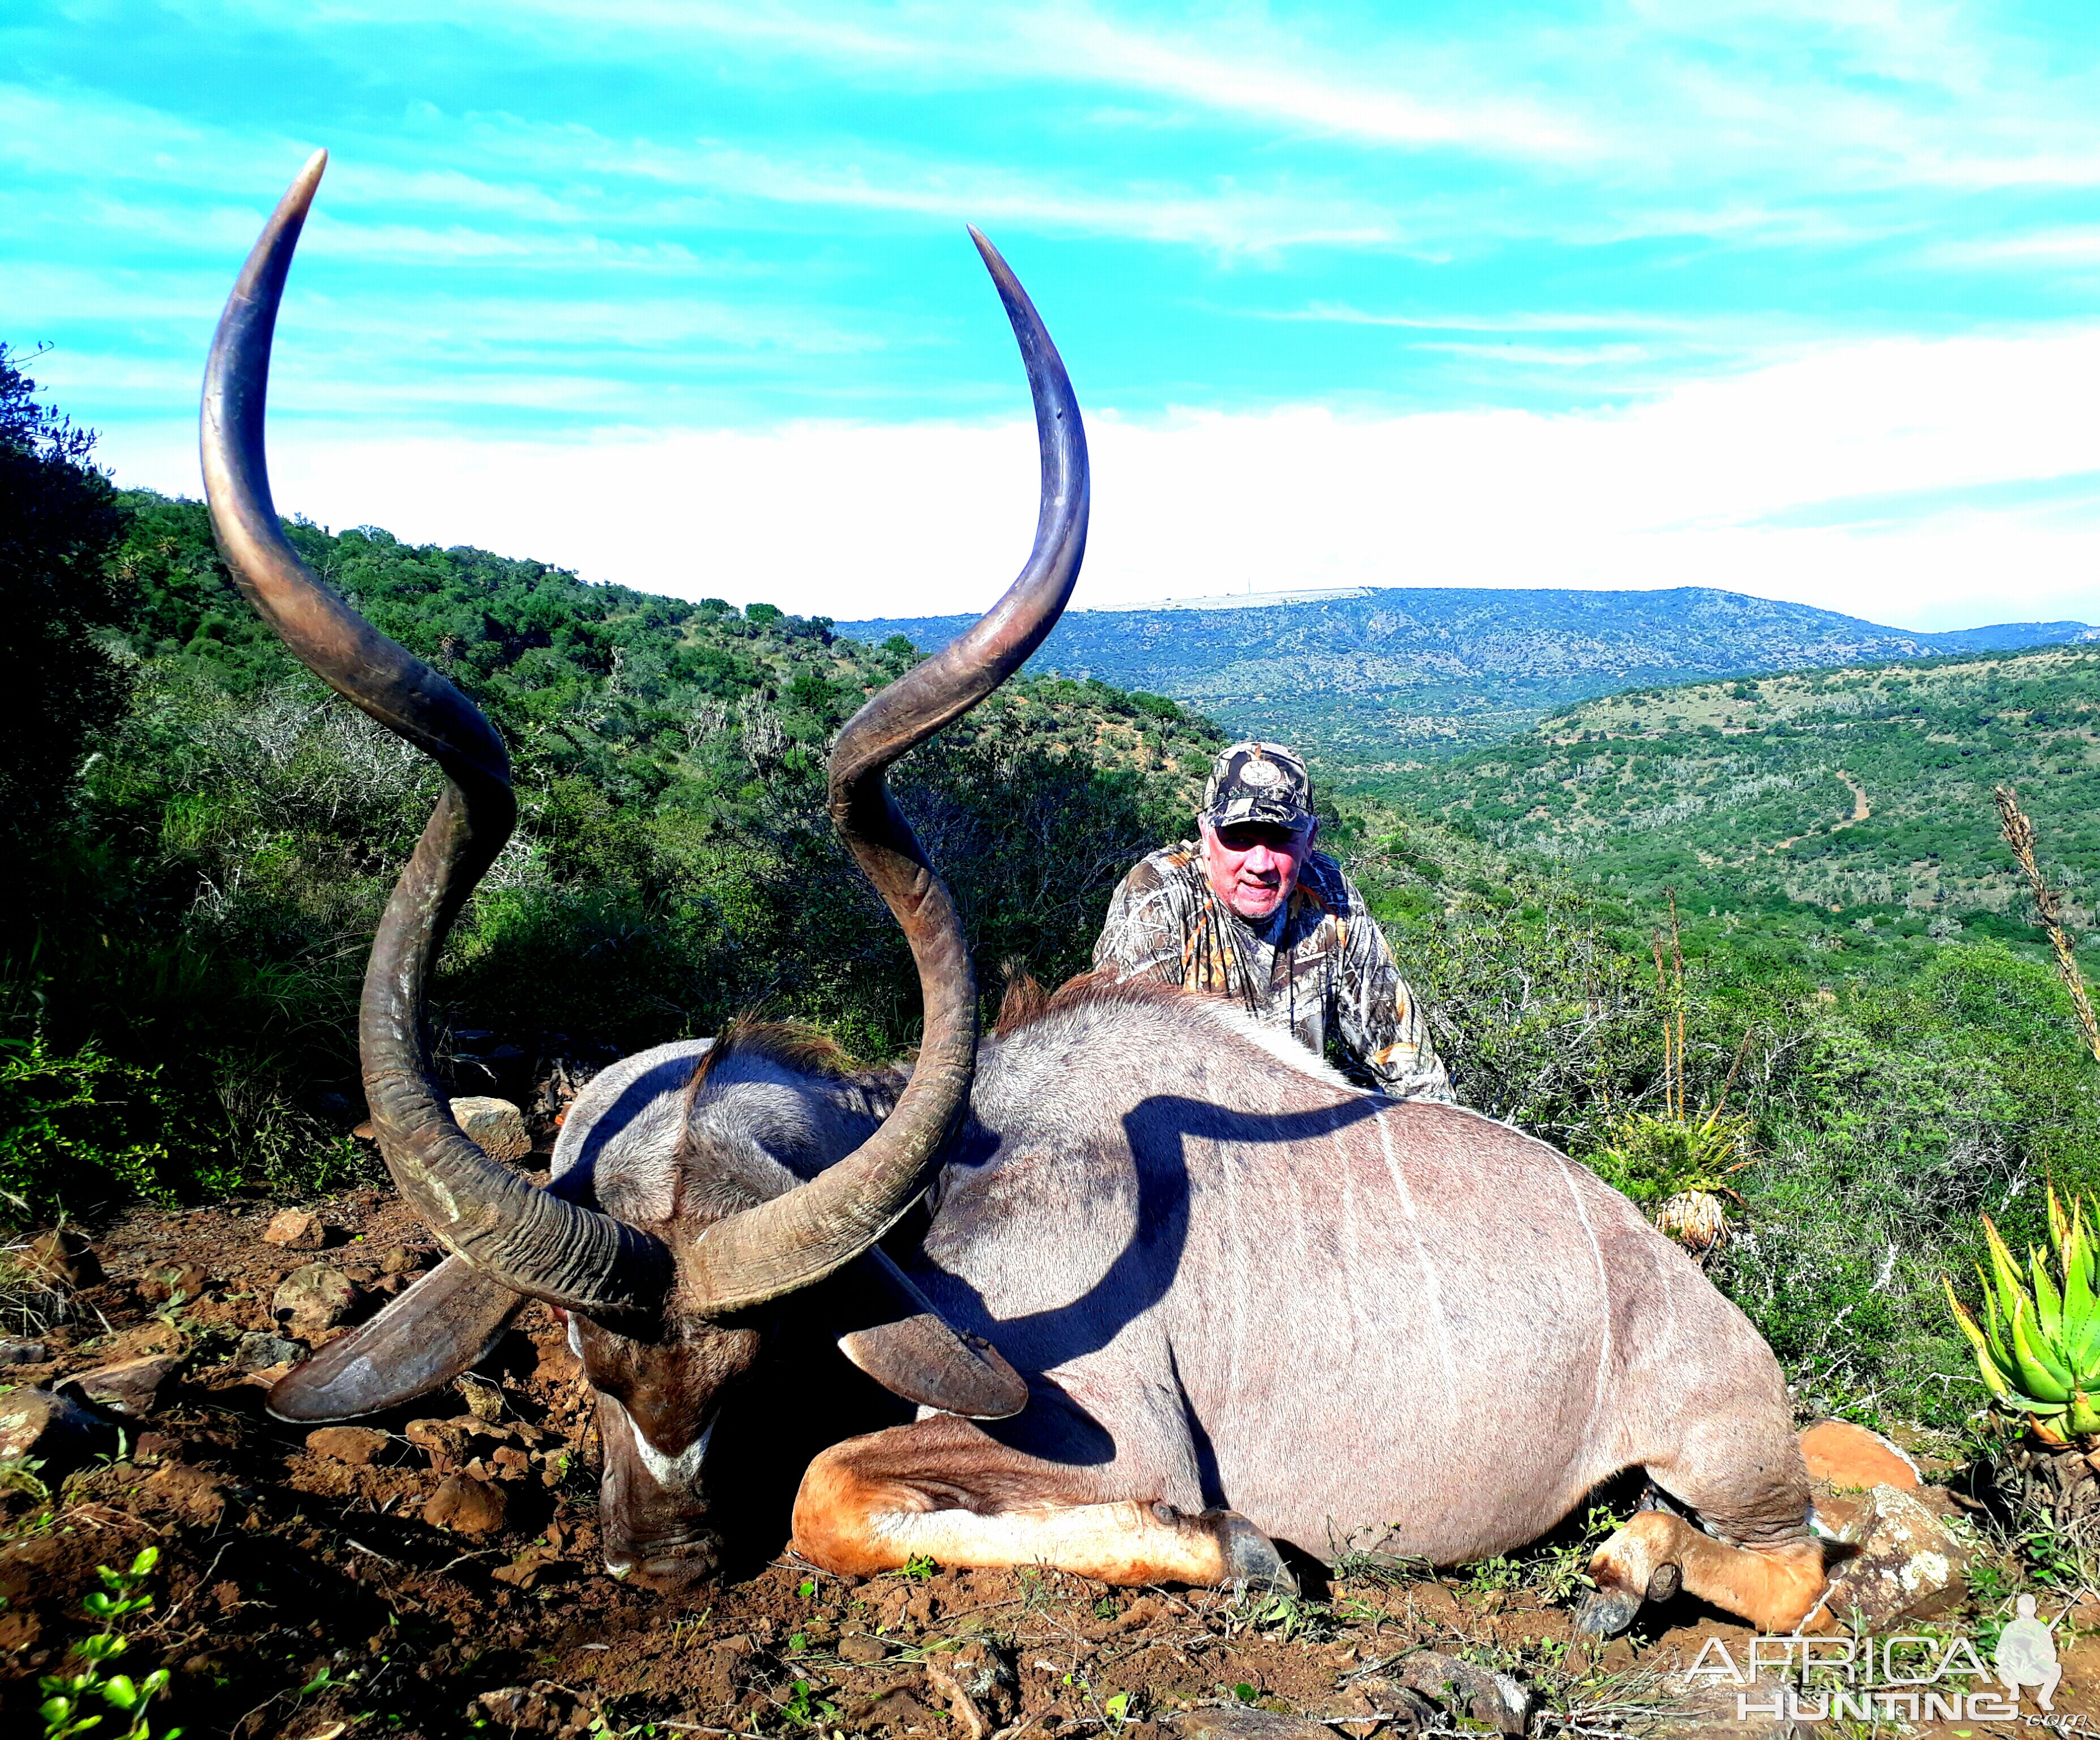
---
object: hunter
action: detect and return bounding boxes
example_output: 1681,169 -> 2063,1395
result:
1092,740 -> 1452,1099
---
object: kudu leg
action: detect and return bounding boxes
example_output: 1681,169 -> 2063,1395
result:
1581,1509 -> 1826,1635
792,1418 -> 1292,1589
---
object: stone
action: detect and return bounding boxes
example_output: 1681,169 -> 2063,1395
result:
61,1355 -> 182,1419
378,1246 -> 422,1277
942,1637 -> 1018,1726
406,1418 -> 471,1470
308,1426 -> 390,1466
0,1340 -> 50,1366
233,1331 -> 306,1373
1176,1713 -> 1337,1740
457,1374 -> 505,1422
0,1388 -> 121,1477
262,1209 -> 325,1251
22,1227 -> 101,1287
139,1263 -> 210,1304
490,1545 -> 573,1590
1799,1420 -> 1920,1491
424,1472 -> 508,1537
1386,1649 -> 1530,1736
1820,1481 -> 1971,1628
451,1096 -> 530,1164
468,1682 -> 594,1738
273,1264 -> 361,1338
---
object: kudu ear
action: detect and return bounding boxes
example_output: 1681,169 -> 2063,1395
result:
266,1255 -> 526,1423
830,1249 -> 1028,1420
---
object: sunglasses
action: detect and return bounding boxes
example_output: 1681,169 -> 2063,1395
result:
1211,821 -> 1312,852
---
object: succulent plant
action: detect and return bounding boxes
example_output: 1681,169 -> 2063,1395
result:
1945,1188 -> 2100,1442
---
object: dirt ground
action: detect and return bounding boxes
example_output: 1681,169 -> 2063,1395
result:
5,1182 -> 2095,1740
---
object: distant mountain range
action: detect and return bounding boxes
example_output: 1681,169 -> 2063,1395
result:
839,587 -> 2098,762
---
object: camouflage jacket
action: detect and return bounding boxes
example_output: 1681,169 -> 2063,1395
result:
1091,842 -> 1451,1100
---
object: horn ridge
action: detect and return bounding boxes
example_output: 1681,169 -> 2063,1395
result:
677,226 -> 1089,1315
200,155 -> 672,1320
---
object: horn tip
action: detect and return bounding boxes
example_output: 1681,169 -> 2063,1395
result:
968,224 -> 1008,277
288,147 -> 328,212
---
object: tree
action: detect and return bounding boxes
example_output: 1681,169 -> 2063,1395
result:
0,344 -> 129,847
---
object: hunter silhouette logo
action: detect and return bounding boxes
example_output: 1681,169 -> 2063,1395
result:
1995,1592 -> 2064,1710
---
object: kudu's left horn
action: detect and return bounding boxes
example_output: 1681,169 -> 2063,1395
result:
201,151 -> 673,1319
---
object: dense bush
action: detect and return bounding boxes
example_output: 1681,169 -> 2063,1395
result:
2,487 -> 1221,1221
0,346 -> 129,851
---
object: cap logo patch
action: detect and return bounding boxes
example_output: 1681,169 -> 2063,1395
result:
1239,760 -> 1282,788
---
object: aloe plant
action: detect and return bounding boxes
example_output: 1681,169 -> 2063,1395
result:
1945,1189 -> 2100,1442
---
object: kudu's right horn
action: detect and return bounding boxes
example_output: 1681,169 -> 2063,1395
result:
202,151 -> 672,1320
202,158 -> 1088,1322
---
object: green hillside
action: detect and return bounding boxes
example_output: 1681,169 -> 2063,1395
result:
8,487 -> 1223,1213
1370,643 -> 2100,972
844,587 -> 2096,761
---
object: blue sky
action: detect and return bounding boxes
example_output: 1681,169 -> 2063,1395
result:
8,2 -> 2100,626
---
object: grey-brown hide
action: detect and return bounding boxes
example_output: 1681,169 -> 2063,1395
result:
543,980 -> 1811,1592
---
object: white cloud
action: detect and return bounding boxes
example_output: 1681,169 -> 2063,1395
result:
99,324 -> 2100,633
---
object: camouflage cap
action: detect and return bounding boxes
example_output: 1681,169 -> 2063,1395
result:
1201,740 -> 1314,831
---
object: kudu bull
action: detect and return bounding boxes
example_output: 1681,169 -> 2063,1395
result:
209,154 -> 1826,1637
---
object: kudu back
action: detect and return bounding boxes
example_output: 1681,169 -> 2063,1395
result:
207,156 -> 1825,1637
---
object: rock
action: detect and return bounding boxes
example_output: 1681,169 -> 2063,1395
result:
468,1682 -> 595,1738
406,1418 -> 471,1470
139,1263 -> 210,1304
273,1264 -> 360,1338
1820,1481 -> 1971,1628
61,1355 -> 182,1419
451,1096 -> 530,1164
262,1209 -> 325,1251
22,1227 -> 101,1287
838,1634 -> 887,1664
1388,1650 -> 1530,1736
424,1472 -> 508,1537
457,1373 -> 505,1422
0,1340 -> 50,1366
308,1426 -> 390,1466
1176,1713 -> 1337,1740
490,1545 -> 573,1590
0,1388 -> 122,1475
233,1331 -> 306,1372
378,1246 -> 422,1277
1800,1420 -> 1920,1491
942,1637 -> 1018,1726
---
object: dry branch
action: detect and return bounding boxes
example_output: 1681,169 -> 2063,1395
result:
1995,784 -> 2100,1065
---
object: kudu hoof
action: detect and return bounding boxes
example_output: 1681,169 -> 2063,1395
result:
1213,1511 -> 1297,1594
1572,1583 -> 1644,1639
